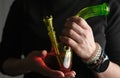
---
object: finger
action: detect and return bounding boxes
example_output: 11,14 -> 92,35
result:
48,70 -> 65,78
62,28 -> 83,44
65,71 -> 76,78
32,50 -> 48,59
59,36 -> 80,53
66,16 -> 90,30
64,20 -> 85,36
42,68 -> 65,78
34,57 -> 65,78
41,50 -> 48,59
60,35 -> 88,57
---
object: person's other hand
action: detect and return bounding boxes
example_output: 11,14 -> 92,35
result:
24,50 -> 76,78
60,16 -> 97,61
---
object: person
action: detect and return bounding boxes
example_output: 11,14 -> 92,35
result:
0,0 -> 120,78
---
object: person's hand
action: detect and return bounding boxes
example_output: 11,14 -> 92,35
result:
24,50 -> 76,78
60,16 -> 97,61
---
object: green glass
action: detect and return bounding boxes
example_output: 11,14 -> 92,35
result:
76,3 -> 109,20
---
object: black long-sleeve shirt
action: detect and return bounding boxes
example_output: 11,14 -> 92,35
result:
0,0 -> 120,78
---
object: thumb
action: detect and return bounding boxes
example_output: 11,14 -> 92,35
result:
46,70 -> 65,78
41,50 -> 48,59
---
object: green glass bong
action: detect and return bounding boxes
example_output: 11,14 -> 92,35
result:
43,3 -> 109,73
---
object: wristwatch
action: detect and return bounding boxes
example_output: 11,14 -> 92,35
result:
94,53 -> 110,72
85,43 -> 110,72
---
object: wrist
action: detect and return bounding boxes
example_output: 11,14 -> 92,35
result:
85,43 -> 101,64
83,43 -> 110,72
83,42 -> 99,62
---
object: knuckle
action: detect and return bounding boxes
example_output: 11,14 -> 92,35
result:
66,38 -> 72,44
71,22 -> 76,27
78,17 -> 84,24
68,29 -> 73,36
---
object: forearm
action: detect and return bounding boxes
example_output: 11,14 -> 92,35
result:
2,58 -> 29,76
96,61 -> 120,78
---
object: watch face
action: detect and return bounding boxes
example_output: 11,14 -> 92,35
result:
87,52 -> 110,72
97,59 -> 110,72
96,54 -> 110,72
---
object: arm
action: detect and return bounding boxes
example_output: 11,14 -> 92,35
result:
61,16 -> 120,78
60,0 -> 120,78
97,62 -> 120,78
96,0 -> 120,78
0,0 -> 76,78
0,0 -> 26,75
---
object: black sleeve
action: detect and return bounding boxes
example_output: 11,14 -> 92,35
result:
0,0 -> 24,73
105,0 -> 120,65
